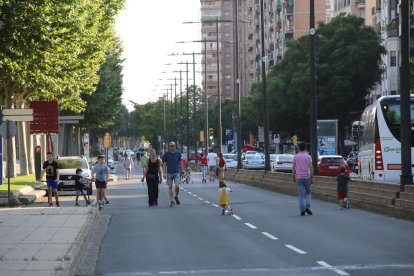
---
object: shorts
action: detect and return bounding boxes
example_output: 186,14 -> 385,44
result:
95,180 -> 107,189
209,166 -> 216,172
46,179 -> 58,189
125,168 -> 131,172
338,190 -> 347,200
76,188 -> 86,196
167,173 -> 181,185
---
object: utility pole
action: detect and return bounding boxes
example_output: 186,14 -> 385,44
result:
216,17 -> 223,153
193,52 -> 198,163
235,0 -> 242,169
260,0 -> 271,172
310,0 -> 318,175
399,0 -> 413,188
186,61 -> 190,161
204,37 -> 209,154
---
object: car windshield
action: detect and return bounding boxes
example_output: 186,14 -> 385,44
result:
247,155 -> 263,160
224,155 -> 235,160
279,155 -> 294,161
58,158 -> 88,169
321,157 -> 344,163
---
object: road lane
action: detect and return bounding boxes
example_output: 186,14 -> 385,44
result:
92,165 -> 414,275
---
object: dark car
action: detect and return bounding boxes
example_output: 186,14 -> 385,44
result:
318,155 -> 349,177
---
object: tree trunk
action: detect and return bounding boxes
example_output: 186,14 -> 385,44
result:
4,86 -> 16,177
15,93 -> 29,175
26,123 -> 34,174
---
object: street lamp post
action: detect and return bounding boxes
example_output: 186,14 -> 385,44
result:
310,0 -> 318,175
216,17 -> 223,153
259,0 -> 271,172
234,0 -> 242,169
399,0 -> 413,188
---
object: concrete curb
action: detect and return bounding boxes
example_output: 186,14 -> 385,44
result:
58,207 -> 100,276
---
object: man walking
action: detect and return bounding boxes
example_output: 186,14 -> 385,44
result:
163,142 -> 184,207
207,148 -> 217,182
141,151 -> 149,176
292,143 -> 314,216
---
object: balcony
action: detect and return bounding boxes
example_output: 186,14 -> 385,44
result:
285,5 -> 293,15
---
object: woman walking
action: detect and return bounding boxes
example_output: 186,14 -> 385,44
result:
141,148 -> 163,207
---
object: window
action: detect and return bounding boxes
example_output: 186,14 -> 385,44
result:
390,51 -> 397,67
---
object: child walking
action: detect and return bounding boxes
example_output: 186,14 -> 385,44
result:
74,168 -> 91,206
336,165 -> 353,209
218,180 -> 233,215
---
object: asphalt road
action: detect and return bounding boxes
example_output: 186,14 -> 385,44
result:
33,161 -> 414,276
76,161 -> 413,276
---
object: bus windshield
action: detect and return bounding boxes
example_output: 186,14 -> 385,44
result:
381,102 -> 414,125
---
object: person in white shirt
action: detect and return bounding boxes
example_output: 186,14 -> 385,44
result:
207,148 -> 218,182
123,154 -> 133,180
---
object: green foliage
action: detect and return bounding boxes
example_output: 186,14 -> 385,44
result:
82,38 -> 124,131
0,0 -> 125,112
248,14 -> 385,142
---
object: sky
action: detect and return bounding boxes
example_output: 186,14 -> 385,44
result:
115,0 -> 202,110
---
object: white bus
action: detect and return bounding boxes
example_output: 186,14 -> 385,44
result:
358,95 -> 414,183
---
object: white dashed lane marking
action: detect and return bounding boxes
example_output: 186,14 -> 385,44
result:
244,223 -> 258,229
205,200 -> 210,204
261,232 -> 278,240
285,244 -> 307,255
317,261 -> 349,276
232,215 -> 242,220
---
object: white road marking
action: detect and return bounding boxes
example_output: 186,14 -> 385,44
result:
192,194 -> 197,197
261,232 -> 278,240
317,261 -> 349,276
212,204 -> 219,207
244,223 -> 258,229
285,244 -> 307,254
205,200 -> 210,204
198,197 -> 204,200
232,215 -> 242,220
188,192 -> 193,195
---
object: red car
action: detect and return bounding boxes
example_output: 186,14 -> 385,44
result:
318,155 -> 349,176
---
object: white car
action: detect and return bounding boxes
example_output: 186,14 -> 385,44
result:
242,154 -> 264,170
57,156 -> 93,195
223,154 -> 237,168
272,154 -> 294,172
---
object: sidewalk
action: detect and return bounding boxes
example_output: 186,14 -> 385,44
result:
0,206 -> 98,276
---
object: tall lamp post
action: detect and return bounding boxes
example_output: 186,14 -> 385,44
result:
234,0 -> 242,169
259,0 -> 271,172
309,0 -> 318,175
399,0 -> 413,188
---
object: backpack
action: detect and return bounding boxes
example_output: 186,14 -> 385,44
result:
219,158 -> 225,168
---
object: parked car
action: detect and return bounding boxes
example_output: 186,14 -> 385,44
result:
318,155 -> 349,176
57,156 -> 93,195
272,154 -> 294,172
269,154 -> 277,163
242,154 -> 264,170
223,154 -> 237,168
107,157 -> 115,170
242,150 -> 258,160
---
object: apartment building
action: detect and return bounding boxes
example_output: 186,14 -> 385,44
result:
274,0 -> 326,61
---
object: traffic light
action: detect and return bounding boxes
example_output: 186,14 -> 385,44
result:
292,135 -> 297,146
104,132 -> 111,148
209,128 -> 214,140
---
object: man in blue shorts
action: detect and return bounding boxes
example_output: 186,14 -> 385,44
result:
163,142 -> 184,207
38,152 -> 60,207
91,155 -> 110,210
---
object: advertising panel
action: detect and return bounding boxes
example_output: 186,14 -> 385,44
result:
317,120 -> 338,155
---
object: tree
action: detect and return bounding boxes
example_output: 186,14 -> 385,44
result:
248,14 -> 385,152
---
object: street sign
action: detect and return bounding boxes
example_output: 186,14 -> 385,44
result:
273,134 -> 280,144
225,129 -> 233,141
2,109 -> 33,116
2,109 -> 33,122
0,121 -> 17,138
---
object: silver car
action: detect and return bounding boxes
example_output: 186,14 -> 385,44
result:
272,154 -> 294,172
242,154 -> 264,170
223,154 -> 237,168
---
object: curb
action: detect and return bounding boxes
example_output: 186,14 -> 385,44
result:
58,207 -> 100,276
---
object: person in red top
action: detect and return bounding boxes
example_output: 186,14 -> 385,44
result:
199,153 -> 208,183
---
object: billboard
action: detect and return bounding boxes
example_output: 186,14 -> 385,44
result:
317,120 -> 338,155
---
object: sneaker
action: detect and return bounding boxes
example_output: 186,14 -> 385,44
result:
56,202 -> 60,207
86,200 -> 91,206
174,196 -> 180,205
300,211 -> 305,216
105,201 -> 110,205
75,203 -> 80,207
305,208 -> 313,215
48,202 -> 53,207
170,201 -> 175,207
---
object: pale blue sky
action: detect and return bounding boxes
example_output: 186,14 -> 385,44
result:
116,0 -> 202,109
